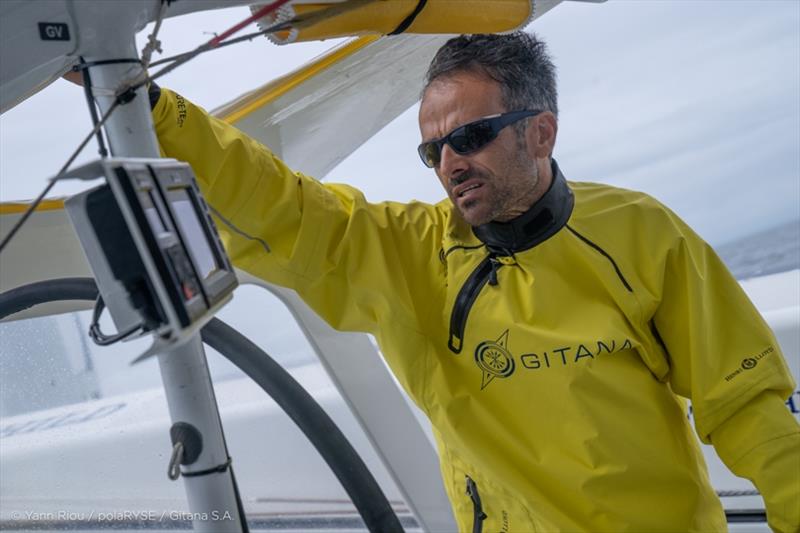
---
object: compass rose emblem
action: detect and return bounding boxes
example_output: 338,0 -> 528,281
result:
474,330 -> 516,390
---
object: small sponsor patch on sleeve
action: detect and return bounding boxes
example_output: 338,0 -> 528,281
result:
175,94 -> 187,128
724,345 -> 775,382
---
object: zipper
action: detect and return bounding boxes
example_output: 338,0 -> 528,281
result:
448,255 -> 499,353
466,475 -> 488,533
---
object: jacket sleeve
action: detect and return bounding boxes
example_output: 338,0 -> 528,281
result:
151,88 -> 446,348
649,206 -> 799,533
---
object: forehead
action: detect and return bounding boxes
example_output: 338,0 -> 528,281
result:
418,70 -> 506,139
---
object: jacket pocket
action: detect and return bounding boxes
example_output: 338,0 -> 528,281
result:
448,461 -> 539,533
465,475 -> 488,533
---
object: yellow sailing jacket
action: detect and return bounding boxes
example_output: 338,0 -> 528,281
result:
153,89 -> 799,532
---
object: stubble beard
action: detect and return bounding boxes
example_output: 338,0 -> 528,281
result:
480,152 -> 540,225
452,140 -> 540,226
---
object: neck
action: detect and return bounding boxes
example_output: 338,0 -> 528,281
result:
472,159 -> 573,253
530,156 -> 555,206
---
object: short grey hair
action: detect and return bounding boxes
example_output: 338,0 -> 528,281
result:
423,32 -> 558,118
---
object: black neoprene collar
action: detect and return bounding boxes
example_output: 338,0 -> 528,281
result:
472,159 -> 574,254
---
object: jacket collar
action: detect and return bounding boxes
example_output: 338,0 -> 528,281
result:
472,159 -> 574,254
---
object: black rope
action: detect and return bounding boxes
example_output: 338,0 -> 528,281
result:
0,99 -> 119,255
229,466 -> 251,533
148,23 -> 291,68
144,19 -> 292,84
0,278 -> 97,316
181,457 -> 232,477
388,0 -> 428,35
78,57 -> 109,158
201,317 -> 404,533
88,296 -> 142,346
0,278 -> 404,533
71,58 -> 142,71
0,10 -> 298,257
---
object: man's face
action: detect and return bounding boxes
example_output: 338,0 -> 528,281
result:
419,70 -> 543,226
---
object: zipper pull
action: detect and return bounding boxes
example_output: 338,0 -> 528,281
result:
466,475 -> 487,533
488,258 -> 500,286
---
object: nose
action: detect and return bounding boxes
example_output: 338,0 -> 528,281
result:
438,143 -> 469,184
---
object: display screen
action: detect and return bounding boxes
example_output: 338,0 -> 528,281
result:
143,193 -> 167,235
170,189 -> 218,280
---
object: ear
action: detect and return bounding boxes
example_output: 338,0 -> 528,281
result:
526,111 -> 558,159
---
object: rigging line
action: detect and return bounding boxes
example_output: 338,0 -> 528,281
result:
140,0 -> 294,88
1,0 -> 368,257
147,23 -> 292,68
79,57 -> 109,158
71,58 -> 142,70
0,0 -> 291,256
208,204 -> 271,254
147,0 -> 372,69
0,100 -> 120,255
147,0 -> 377,72
140,0 -> 169,70
209,0 -> 294,48
126,0 -> 170,91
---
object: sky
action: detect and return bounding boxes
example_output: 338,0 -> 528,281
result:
1,1 -> 799,246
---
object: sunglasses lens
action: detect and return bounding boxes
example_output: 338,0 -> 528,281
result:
450,121 -> 495,154
418,142 -> 440,168
418,118 -> 503,167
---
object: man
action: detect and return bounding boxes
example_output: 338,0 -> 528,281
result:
151,33 -> 799,532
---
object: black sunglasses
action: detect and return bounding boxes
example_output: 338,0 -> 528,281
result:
417,109 -> 542,168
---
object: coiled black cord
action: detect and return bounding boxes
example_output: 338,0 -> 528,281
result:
0,277 -> 404,533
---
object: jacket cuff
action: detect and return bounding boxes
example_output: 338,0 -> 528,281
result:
148,81 -> 161,110
710,391 -> 800,533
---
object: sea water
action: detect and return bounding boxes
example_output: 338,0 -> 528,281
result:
717,219 -> 800,280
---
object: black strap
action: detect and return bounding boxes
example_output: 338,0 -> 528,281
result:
71,58 -> 145,106
181,457 -> 232,477
388,0 -> 428,35
71,58 -> 142,71
78,57 -> 109,158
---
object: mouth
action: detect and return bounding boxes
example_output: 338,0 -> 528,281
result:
452,179 -> 483,199
458,183 -> 482,197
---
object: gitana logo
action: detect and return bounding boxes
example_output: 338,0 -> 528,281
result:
741,358 -> 758,370
474,330 -> 516,390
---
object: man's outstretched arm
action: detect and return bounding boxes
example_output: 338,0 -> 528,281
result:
150,87 -> 448,393
647,204 -> 799,533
